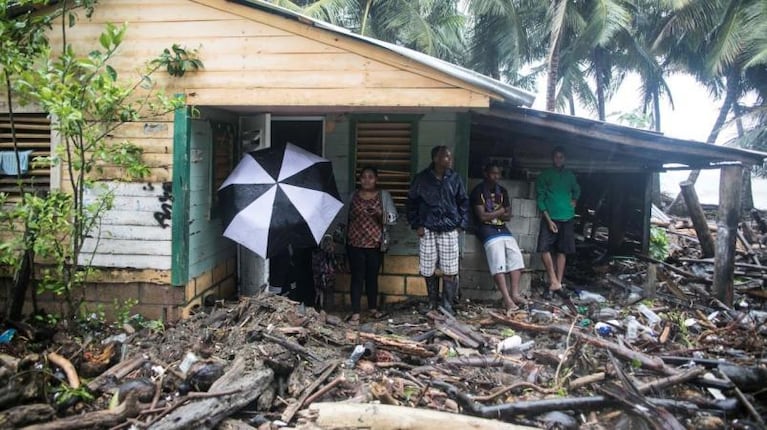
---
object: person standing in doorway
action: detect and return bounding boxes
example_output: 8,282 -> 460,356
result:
536,146 -> 580,298
407,146 -> 469,315
470,161 -> 527,314
345,166 -> 397,325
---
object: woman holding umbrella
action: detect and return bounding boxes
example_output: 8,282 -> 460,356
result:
344,166 -> 397,325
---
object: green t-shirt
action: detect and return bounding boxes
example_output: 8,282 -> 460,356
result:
536,167 -> 580,221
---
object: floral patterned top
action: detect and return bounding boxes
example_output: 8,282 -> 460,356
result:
347,191 -> 383,248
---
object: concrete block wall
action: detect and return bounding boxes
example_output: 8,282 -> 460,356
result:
332,178 -> 545,309
461,178 -> 543,300
182,256 -> 238,318
334,255 -> 422,310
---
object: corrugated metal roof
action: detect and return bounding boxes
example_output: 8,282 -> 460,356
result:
228,0 -> 536,107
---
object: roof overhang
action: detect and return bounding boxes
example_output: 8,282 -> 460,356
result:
224,0 -> 536,107
473,107 -> 767,171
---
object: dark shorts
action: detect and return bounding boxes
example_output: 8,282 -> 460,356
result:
537,219 -> 575,254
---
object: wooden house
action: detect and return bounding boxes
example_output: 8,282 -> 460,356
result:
1,0 -> 763,319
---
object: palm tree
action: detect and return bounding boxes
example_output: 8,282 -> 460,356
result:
273,0 -> 466,62
465,0 -> 546,83
656,0 -> 764,213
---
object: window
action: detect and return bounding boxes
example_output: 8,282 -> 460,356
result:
0,113 -> 51,202
354,121 -> 413,209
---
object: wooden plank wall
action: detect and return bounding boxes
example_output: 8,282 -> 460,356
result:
48,0 -> 489,108
80,181 -> 173,270
187,119 -> 236,280
38,0 -> 490,275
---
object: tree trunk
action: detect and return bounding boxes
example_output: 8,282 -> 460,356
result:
666,71 -> 740,214
594,49 -> 606,121
545,44 -> 560,112
545,0 -> 564,112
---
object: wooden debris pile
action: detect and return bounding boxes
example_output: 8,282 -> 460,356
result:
1,272 -> 766,430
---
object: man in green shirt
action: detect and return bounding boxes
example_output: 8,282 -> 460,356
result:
536,146 -> 580,297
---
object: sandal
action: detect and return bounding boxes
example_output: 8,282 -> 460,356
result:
348,313 -> 360,326
370,310 -> 385,319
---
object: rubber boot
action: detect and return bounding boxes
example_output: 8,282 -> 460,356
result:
425,276 -> 440,310
441,277 -> 458,315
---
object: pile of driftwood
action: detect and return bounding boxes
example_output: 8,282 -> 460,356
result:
1,267 -> 766,430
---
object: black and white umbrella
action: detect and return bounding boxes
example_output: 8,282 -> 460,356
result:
218,143 -> 343,258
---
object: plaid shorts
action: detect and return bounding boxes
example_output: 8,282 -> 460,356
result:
419,229 -> 459,276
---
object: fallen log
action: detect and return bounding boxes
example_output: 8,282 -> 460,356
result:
679,181 -> 716,258
637,255 -> 712,285
488,311 -> 676,375
86,355 -> 149,393
20,394 -> 141,430
358,332 -> 434,358
0,404 -> 55,428
435,322 -> 480,349
436,310 -> 488,348
150,358 -> 274,430
304,402 -> 539,430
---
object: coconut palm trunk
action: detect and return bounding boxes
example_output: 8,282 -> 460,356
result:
666,71 -> 740,214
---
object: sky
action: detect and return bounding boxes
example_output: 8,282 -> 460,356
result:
532,73 -> 766,209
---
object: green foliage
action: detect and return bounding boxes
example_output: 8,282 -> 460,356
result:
1,5 -> 202,319
151,44 -> 204,77
78,302 -> 106,329
113,298 -> 138,327
53,383 -> 94,405
649,226 -> 670,261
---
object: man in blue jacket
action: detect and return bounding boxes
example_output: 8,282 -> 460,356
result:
407,145 -> 469,315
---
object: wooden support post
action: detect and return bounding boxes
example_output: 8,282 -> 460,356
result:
642,172 -> 653,255
714,165 -> 744,306
645,263 -> 657,298
607,176 -> 627,255
679,181 -> 716,258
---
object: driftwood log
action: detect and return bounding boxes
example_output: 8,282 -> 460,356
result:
358,332 -> 435,358
20,394 -> 141,430
304,402 -> 539,430
86,354 -> 149,393
679,180 -> 716,258
488,312 -> 676,375
0,404 -> 55,428
151,358 -> 274,430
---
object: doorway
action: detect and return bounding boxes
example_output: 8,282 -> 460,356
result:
270,117 -> 324,156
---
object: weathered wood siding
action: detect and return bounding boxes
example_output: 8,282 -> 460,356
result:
81,182 -> 173,269
49,0 -> 491,108
188,118 -> 236,280
40,0 -> 490,277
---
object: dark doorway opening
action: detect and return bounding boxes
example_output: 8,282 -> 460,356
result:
271,119 -> 323,156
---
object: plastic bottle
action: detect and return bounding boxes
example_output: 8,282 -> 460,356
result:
636,303 -> 662,327
0,329 -> 17,344
496,335 -> 522,353
345,345 -> 366,368
577,290 -> 606,304
625,316 -> 639,341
